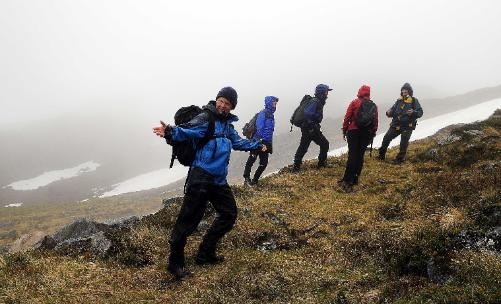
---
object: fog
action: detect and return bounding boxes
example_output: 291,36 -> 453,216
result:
1,0 -> 501,131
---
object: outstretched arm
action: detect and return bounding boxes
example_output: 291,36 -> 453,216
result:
228,126 -> 266,152
171,122 -> 210,142
153,119 -> 211,143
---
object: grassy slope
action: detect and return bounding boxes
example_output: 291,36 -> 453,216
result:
1,111 -> 500,303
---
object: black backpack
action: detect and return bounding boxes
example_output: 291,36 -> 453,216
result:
169,105 -> 215,168
356,99 -> 377,131
290,94 -> 313,130
242,111 -> 260,139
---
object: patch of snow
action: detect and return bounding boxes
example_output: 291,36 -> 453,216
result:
5,203 -> 23,207
99,165 -> 189,198
4,161 -> 100,191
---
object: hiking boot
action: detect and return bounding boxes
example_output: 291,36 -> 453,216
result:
167,264 -> 191,281
317,162 -> 332,169
195,253 -> 225,265
392,159 -> 404,165
251,178 -> 259,186
340,181 -> 354,193
244,177 -> 253,187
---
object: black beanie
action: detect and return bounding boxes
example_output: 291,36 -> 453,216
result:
216,87 -> 238,109
401,83 -> 413,96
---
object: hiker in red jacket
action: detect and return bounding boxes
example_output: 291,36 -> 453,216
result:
339,85 -> 378,192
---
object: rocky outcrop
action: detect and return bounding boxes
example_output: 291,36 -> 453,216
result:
9,217 -> 140,258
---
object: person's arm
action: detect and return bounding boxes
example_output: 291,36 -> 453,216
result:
228,125 -> 265,152
386,101 -> 397,117
412,98 -> 423,119
342,100 -> 355,133
261,113 -> 274,143
254,111 -> 266,140
170,122 -> 209,142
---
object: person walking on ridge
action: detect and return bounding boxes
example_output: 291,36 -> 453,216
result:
339,85 -> 378,192
292,84 -> 332,172
243,95 -> 278,186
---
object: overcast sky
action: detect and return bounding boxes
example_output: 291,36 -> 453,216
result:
1,0 -> 500,129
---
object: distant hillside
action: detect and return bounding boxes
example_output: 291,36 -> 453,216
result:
1,110 -> 499,303
419,84 -> 501,116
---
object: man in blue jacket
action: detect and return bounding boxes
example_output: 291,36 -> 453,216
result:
292,84 -> 332,172
378,82 -> 423,164
243,96 -> 278,186
153,87 -> 266,280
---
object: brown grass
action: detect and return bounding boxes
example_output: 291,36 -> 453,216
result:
1,111 -> 500,303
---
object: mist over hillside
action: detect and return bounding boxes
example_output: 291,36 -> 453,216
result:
1,85 -> 501,204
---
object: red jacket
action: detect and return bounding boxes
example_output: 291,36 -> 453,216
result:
342,85 -> 378,133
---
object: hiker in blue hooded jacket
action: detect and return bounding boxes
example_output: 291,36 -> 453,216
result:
243,96 -> 278,186
377,83 -> 423,164
292,84 -> 332,172
153,87 -> 266,280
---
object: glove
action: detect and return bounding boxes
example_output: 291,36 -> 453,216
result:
342,130 -> 347,141
263,141 -> 273,154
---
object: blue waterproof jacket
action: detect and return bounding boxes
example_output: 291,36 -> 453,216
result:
303,96 -> 326,130
170,102 -> 261,185
253,96 -> 276,143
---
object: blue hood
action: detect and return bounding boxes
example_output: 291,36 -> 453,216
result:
264,96 -> 277,113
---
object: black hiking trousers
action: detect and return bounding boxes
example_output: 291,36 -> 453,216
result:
168,171 -> 237,267
342,129 -> 372,185
294,127 -> 329,167
379,127 -> 413,162
243,150 -> 269,182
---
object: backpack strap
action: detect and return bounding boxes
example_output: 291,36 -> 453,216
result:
169,152 -> 176,168
195,109 -> 216,151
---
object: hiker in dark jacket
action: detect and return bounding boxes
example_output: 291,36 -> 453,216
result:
339,85 -> 378,192
153,87 -> 266,280
292,84 -> 332,172
378,83 -> 423,164
243,95 -> 278,186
